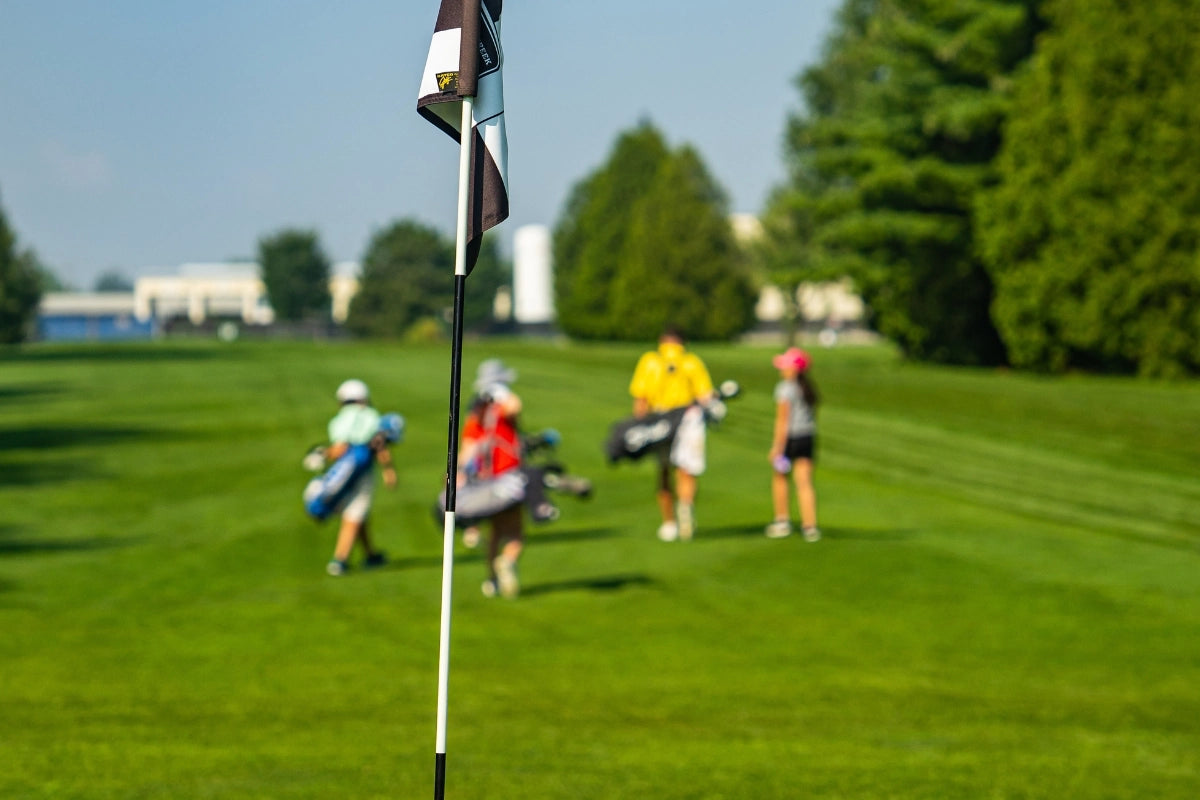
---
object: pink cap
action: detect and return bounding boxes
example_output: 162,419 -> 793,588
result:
772,347 -> 811,372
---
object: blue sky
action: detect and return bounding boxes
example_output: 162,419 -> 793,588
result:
0,0 -> 841,288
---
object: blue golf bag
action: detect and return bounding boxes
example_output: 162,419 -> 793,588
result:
303,444 -> 375,521
301,412 -> 405,522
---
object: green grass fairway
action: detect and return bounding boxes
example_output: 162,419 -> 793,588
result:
2,339 -> 1198,799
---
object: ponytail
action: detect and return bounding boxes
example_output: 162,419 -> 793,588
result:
796,373 -> 819,410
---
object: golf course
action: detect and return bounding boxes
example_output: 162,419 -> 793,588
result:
2,338 -> 1198,799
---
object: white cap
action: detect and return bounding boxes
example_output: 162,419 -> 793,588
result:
336,379 -> 369,404
474,358 -> 517,392
479,382 -> 512,403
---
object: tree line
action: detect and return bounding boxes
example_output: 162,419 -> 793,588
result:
0,199 -> 508,342
256,222 -> 509,338
766,0 -> 1199,376
0,194 -> 44,344
5,0 -> 1196,374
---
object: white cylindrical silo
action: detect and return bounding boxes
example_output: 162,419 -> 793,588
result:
512,224 -> 553,324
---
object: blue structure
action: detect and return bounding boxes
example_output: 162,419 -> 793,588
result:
36,293 -> 156,342
37,313 -> 155,342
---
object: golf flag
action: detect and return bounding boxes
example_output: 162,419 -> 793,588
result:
417,0 -> 508,274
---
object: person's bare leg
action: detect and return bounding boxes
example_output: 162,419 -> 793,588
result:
676,470 -> 697,505
656,462 -> 675,522
794,459 -> 818,535
492,506 -> 523,598
674,469 -> 698,539
656,489 -> 675,522
486,523 -> 501,582
333,517 -> 361,562
357,518 -> 379,557
771,471 -> 790,522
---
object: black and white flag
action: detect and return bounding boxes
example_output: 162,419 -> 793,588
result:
417,0 -> 508,273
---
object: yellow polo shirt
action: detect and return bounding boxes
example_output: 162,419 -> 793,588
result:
629,342 -> 714,412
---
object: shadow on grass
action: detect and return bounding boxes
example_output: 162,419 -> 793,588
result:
0,525 -> 140,558
0,344 -> 225,363
0,383 -> 65,402
375,528 -> 621,574
521,573 -> 656,598
822,526 -> 917,542
0,458 -> 98,486
698,522 -> 918,542
381,552 -> 486,572
0,423 -> 177,452
698,523 -> 770,540
528,526 -> 619,546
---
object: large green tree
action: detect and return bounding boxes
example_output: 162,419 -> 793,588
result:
346,220 -> 508,339
348,220 -> 451,339
257,229 -> 331,322
609,146 -> 756,340
553,123 -> 670,339
976,0 -> 1200,377
773,0 -> 1042,364
554,122 -> 755,341
0,194 -> 44,344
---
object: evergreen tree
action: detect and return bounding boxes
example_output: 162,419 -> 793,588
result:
610,146 -> 755,340
347,219 -> 452,339
776,0 -> 1043,364
257,229 -> 331,322
553,123 -> 670,339
553,122 -> 754,341
976,0 -> 1200,376
32,257 -> 66,292
0,194 -> 44,344
347,220 -> 506,339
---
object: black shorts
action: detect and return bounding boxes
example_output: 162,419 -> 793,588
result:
784,434 -> 816,461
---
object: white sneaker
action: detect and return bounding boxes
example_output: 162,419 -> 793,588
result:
462,527 -> 481,548
803,526 -> 822,542
765,520 -> 792,539
493,555 -> 520,598
656,521 -> 679,542
676,503 -> 695,541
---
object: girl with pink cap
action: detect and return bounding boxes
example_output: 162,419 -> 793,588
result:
766,348 -> 821,541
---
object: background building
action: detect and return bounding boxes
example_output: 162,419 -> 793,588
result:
37,292 -> 155,342
512,225 -> 553,328
36,262 -> 361,341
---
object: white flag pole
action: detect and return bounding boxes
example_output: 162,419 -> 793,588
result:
451,97 -> 475,283
434,91 -> 474,800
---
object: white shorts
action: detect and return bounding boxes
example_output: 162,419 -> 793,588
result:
669,406 -> 707,476
339,473 -> 375,523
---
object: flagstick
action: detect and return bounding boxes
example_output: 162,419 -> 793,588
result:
434,92 -> 475,800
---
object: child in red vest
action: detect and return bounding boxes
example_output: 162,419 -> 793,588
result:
460,359 -> 525,597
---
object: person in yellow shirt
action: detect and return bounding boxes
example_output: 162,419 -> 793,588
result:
629,327 -> 715,541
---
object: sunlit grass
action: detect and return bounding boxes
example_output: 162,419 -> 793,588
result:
1,339 -> 1197,799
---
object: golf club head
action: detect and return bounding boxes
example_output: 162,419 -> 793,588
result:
302,445 -> 328,472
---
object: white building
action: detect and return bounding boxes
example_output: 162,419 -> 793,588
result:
37,292 -> 155,341
512,225 -> 554,325
732,212 -> 866,329
756,279 -> 865,327
133,261 -> 360,325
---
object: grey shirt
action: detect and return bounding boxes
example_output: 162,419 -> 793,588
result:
774,380 -> 815,437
